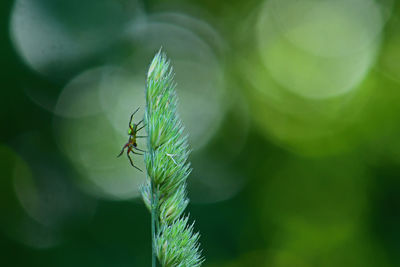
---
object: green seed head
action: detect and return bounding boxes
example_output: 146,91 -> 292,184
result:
142,49 -> 204,267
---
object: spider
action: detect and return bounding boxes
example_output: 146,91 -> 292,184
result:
117,107 -> 146,171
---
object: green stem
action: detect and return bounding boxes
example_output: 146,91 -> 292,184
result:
151,184 -> 159,267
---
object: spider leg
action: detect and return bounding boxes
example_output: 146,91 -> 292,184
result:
117,143 -> 128,157
131,150 -> 144,155
136,119 -> 144,126
137,124 -> 146,132
136,136 -> 147,138
133,147 -> 146,152
127,153 -> 142,172
129,107 -> 140,126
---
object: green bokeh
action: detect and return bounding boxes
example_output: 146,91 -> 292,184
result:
1,0 -> 400,266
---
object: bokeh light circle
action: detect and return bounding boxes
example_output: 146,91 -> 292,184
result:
54,67 -> 145,200
257,0 -> 384,99
123,14 -> 227,150
0,145 -> 61,248
9,0 -> 137,78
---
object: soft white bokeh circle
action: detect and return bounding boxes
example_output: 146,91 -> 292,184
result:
123,15 -> 226,150
9,0 -> 137,78
54,67 -> 145,200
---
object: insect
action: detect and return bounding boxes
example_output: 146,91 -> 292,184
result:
117,107 -> 146,171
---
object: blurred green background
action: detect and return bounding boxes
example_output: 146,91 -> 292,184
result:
1,0 -> 400,266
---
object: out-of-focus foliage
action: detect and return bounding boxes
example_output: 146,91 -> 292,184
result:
1,0 -> 400,266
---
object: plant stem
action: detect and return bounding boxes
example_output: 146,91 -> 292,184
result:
151,184 -> 159,267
